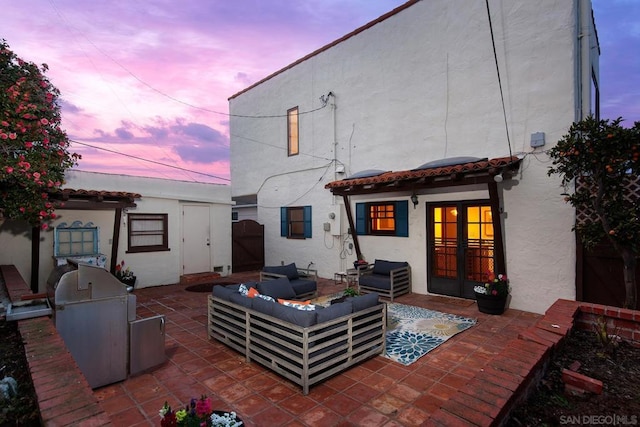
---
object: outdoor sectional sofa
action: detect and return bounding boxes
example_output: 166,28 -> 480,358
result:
358,259 -> 412,302
207,281 -> 386,394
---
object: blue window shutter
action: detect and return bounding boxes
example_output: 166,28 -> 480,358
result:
280,207 -> 287,237
355,203 -> 366,235
396,200 -> 409,237
303,206 -> 312,238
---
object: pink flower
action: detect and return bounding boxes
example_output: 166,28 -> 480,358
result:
8,132 -> 16,139
50,213 -> 56,219
25,141 -> 33,148
19,207 -> 26,213
0,133 -> 7,140
40,118 -> 49,125
5,166 -> 13,174
41,223 -> 48,230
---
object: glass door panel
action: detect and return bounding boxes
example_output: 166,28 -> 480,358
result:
428,202 -> 495,298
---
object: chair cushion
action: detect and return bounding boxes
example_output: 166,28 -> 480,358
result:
290,279 -> 317,296
272,303 -> 317,327
263,263 -> 299,280
347,293 -> 380,312
372,259 -> 408,276
359,274 -> 392,290
257,277 -> 297,299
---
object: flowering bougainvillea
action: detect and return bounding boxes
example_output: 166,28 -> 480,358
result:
548,116 -> 640,309
0,39 -> 79,228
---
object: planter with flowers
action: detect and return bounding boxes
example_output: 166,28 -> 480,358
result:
115,260 -> 136,289
474,272 -> 509,315
159,396 -> 243,427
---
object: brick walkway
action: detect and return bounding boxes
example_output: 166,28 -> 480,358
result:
4,267 -> 589,426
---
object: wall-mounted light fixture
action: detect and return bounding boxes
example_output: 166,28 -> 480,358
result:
494,173 -> 503,183
410,193 -> 419,209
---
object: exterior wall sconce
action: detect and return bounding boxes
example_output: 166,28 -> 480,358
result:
494,173 -> 503,183
410,193 -> 419,209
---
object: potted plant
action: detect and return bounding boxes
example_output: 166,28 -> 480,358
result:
474,272 -> 509,315
115,260 -> 136,288
353,258 -> 368,270
159,396 -> 243,426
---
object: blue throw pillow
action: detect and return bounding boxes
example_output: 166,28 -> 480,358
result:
280,263 -> 300,280
257,277 -> 297,299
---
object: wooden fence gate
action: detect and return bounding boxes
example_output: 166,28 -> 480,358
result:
232,220 -> 264,272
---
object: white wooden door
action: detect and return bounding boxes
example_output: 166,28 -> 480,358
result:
182,205 -> 211,274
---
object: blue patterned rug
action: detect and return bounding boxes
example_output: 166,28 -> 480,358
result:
385,303 -> 477,365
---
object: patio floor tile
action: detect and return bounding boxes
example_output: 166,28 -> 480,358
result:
90,271 -> 543,426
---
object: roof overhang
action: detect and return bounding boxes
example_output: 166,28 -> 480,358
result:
325,156 -> 521,196
48,188 -> 140,210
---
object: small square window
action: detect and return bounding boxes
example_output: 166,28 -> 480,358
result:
127,213 -> 169,253
280,206 -> 311,238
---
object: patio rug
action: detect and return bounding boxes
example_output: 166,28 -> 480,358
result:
385,303 -> 477,365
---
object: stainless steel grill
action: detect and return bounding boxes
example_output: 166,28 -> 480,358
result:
47,261 -> 166,388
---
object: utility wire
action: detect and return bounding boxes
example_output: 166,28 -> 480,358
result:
485,0 -> 513,160
70,139 -> 230,182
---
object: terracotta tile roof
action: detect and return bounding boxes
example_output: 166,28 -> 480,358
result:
325,156 -> 520,194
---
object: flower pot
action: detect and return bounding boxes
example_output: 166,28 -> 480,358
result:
211,410 -> 244,425
119,276 -> 136,289
475,292 -> 507,315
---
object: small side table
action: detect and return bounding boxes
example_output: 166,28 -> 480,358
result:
334,269 -> 360,289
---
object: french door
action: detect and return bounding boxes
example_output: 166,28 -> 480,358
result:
427,202 -> 495,298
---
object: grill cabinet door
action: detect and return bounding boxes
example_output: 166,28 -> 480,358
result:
129,315 -> 166,375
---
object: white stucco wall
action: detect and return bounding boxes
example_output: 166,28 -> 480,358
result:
229,0 -> 598,313
0,170 -> 232,292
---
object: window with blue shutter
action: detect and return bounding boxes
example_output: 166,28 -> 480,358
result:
280,206 -> 312,238
354,200 -> 408,237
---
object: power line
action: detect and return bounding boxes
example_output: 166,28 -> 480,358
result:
70,139 -> 230,182
485,0 -> 513,160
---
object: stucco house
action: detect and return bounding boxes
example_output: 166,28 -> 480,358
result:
0,170 -> 232,292
229,0 -> 599,314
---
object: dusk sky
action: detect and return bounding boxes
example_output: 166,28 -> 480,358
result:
4,0 -> 639,184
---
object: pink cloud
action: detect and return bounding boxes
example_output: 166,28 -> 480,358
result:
2,0 -> 637,188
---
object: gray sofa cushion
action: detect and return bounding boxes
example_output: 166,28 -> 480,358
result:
257,277 -> 297,299
372,259 -> 408,276
272,303 -> 317,327
229,292 -> 253,308
316,301 -> 352,323
213,285 -> 236,300
359,274 -> 392,290
347,293 -> 380,312
252,296 -> 276,316
263,263 -> 299,280
290,279 -> 316,296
